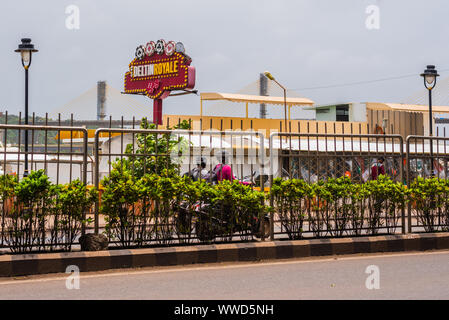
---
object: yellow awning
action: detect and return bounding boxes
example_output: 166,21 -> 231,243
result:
200,92 -> 314,106
200,92 -> 314,118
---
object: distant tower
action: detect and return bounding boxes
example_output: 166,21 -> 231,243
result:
97,81 -> 107,120
259,73 -> 267,118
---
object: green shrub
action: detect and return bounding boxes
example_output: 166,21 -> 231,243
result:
3,171 -> 95,253
53,180 -> 96,250
0,174 -> 17,201
271,178 -> 309,239
270,175 -> 407,238
365,175 -> 407,234
122,118 -> 191,178
408,177 -> 449,232
5,170 -> 56,252
101,162 -> 141,247
100,168 -> 268,246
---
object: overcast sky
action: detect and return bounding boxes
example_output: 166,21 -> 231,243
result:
1,0 -> 448,119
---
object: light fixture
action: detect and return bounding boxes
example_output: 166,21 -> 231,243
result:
15,38 -> 38,69
421,65 -> 439,89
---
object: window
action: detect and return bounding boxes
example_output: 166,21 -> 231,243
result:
336,105 -> 349,121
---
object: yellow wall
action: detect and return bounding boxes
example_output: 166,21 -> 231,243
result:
164,115 -> 368,137
57,115 -> 368,139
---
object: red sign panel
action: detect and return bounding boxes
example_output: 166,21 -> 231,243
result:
124,40 -> 195,100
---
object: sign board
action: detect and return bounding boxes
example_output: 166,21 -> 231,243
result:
123,40 -> 196,124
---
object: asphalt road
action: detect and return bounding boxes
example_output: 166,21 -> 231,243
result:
1,250 -> 449,300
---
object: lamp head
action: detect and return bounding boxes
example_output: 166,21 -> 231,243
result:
420,65 -> 439,89
264,71 -> 275,81
15,38 -> 38,69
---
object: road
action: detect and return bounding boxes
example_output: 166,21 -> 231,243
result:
0,250 -> 449,299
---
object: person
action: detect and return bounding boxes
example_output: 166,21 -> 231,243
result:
210,150 -> 251,185
371,157 -> 385,180
185,157 -> 208,181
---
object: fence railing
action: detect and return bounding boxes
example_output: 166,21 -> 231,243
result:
406,135 -> 449,233
269,132 -> 406,239
0,123 -> 89,251
92,127 -> 267,245
269,132 -> 404,182
1,119 -> 449,252
0,124 -> 89,184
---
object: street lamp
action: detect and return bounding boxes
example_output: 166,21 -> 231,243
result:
420,65 -> 439,136
264,71 -> 288,137
420,65 -> 439,176
15,38 -> 38,177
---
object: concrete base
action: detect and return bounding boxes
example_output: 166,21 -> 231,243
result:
1,233 -> 449,277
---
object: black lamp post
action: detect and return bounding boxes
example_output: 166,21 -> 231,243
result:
420,65 -> 439,176
15,38 -> 38,177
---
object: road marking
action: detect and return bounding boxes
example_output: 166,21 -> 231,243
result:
0,250 -> 448,286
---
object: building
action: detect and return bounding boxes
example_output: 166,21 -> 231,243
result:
308,102 -> 449,138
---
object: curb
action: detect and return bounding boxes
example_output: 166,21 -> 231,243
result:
1,233 -> 449,277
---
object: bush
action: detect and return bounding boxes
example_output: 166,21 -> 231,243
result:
121,118 -> 191,178
365,175 -> 407,234
408,177 -> 449,232
270,175 -> 407,238
101,162 -> 141,247
209,180 -> 266,241
271,178 -> 309,239
100,168 -> 268,246
5,170 -> 56,252
138,170 -> 181,245
2,171 -> 95,253
0,174 -> 18,216
53,180 -> 96,251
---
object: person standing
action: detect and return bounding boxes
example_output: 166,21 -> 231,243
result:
185,157 -> 208,181
210,150 -> 250,185
371,157 -> 385,180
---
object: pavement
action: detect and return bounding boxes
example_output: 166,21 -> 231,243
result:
1,250 -> 449,299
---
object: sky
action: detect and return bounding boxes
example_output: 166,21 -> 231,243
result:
0,0 -> 448,120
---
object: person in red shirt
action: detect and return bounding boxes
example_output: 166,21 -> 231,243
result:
371,157 -> 385,180
213,151 -> 250,185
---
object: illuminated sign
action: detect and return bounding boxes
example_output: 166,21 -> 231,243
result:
124,40 -> 195,100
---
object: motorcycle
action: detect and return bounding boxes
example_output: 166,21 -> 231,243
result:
175,170 -> 270,241
193,201 -> 270,242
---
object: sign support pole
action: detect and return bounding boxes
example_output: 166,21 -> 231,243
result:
153,98 -> 163,125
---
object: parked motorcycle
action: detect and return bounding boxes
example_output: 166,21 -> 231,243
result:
193,201 -> 270,242
175,170 -> 270,241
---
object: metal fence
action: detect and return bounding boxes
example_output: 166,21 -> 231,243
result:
0,124 -> 89,184
268,132 -> 405,239
0,123 -> 89,252
1,116 -> 449,252
406,135 -> 449,233
269,132 -> 404,183
92,127 -> 267,246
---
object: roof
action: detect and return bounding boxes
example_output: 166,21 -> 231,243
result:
366,102 -> 449,113
200,92 -> 314,106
